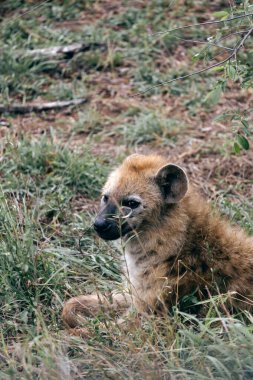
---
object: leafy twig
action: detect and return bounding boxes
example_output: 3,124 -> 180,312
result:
152,12 -> 253,36
218,29 -> 251,41
173,36 -> 234,51
134,27 -> 253,96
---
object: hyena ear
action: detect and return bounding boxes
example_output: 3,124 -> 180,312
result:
155,164 -> 189,203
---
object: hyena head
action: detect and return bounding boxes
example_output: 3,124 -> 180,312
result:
94,154 -> 189,241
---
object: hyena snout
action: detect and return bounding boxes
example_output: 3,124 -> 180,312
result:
93,217 -> 111,233
94,208 -> 133,240
93,216 -> 119,240
94,216 -> 133,240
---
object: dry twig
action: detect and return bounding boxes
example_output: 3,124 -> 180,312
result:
19,42 -> 105,58
0,98 -> 87,114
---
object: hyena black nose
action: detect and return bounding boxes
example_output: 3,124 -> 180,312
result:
94,218 -> 111,233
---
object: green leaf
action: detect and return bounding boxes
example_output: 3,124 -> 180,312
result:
233,142 -> 241,154
241,119 -> 249,129
192,52 -> 204,62
226,65 -> 237,81
210,65 -> 224,73
212,11 -> 229,19
236,134 -> 250,150
241,120 -> 250,136
214,112 -> 236,122
203,86 -> 222,106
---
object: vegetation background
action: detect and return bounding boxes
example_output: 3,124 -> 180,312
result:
0,0 -> 253,379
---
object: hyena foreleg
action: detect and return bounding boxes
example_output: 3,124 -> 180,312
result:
62,292 -> 131,332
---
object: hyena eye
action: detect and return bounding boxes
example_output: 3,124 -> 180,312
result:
122,199 -> 140,209
101,194 -> 109,204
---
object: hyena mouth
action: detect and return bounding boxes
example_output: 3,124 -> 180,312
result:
96,225 -> 120,240
94,205 -> 135,241
94,220 -> 134,241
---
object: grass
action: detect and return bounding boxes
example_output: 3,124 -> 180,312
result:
116,111 -> 184,146
0,137 -> 107,198
0,139 -> 252,380
71,109 -> 104,135
0,0 -> 214,104
0,0 -> 253,379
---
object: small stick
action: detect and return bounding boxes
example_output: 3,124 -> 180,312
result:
19,42 -> 105,58
0,98 -> 87,115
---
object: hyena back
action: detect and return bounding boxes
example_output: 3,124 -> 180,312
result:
62,154 -> 253,329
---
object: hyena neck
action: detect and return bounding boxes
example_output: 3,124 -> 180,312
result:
182,190 -> 253,261
124,203 -> 190,258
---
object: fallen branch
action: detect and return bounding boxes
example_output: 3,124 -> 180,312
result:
21,42 -> 105,58
0,98 -> 87,114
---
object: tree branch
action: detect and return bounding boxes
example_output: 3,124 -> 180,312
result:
171,29 -> 251,52
218,29 -> 251,41
173,36 -> 234,51
152,12 -> 253,36
134,27 -> 253,96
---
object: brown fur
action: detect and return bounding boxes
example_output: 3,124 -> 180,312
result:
62,154 -> 253,329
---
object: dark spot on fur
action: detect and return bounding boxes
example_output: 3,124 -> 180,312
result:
231,265 -> 239,274
129,248 -> 142,256
136,255 -> 147,265
216,252 -> 230,261
154,300 -> 167,314
154,297 -> 174,314
201,261 -> 209,273
153,255 -> 177,268
179,266 -> 187,276
142,269 -> 151,276
136,250 -> 157,265
247,275 -> 253,283
163,255 -> 177,266
147,250 -> 157,257
167,264 -> 186,277
190,264 -> 197,272
157,238 -> 163,246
